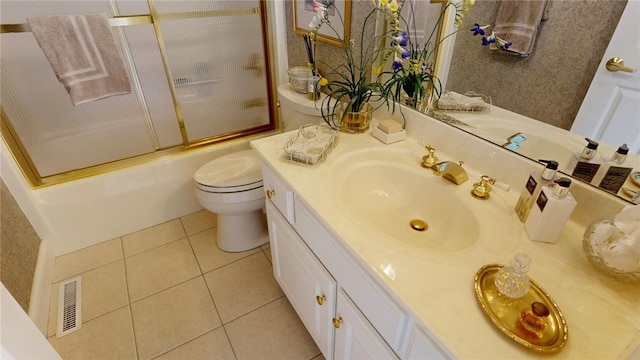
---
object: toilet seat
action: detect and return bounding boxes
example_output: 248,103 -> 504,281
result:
194,150 -> 263,193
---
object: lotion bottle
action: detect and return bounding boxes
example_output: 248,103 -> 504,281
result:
514,160 -> 559,223
524,177 -> 577,244
594,144 -> 633,194
566,138 -> 601,183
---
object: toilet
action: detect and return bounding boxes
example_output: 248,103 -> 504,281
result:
194,150 -> 268,252
194,84 -> 323,252
277,83 -> 328,131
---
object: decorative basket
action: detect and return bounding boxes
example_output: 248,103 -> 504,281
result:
283,124 -> 338,165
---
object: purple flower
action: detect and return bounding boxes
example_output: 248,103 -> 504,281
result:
501,41 -> 512,50
395,45 -> 410,59
392,31 -> 408,46
470,23 -> 484,36
481,32 -> 496,46
392,59 -> 403,72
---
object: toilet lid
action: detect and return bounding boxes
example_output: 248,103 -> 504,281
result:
194,150 -> 262,187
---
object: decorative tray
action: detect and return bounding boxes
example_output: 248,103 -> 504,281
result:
283,124 -> 338,165
474,264 -> 568,353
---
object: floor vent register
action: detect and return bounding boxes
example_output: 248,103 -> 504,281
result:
56,277 -> 82,337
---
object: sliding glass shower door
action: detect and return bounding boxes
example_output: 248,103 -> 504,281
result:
0,0 -> 274,184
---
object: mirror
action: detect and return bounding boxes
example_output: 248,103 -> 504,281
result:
429,0 -> 637,203
284,0 -> 638,203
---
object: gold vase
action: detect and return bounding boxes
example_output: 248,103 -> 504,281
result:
336,102 -> 373,133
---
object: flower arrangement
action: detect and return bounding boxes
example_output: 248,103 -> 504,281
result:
379,0 -> 476,109
306,0 -> 505,129
308,0 -> 404,131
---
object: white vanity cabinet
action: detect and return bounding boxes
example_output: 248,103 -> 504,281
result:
262,163 -> 449,359
333,290 -> 399,359
265,200 -> 336,357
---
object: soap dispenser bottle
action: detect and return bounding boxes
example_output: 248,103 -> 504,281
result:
566,138 -> 601,182
524,177 -> 577,244
514,160 -> 559,223
594,144 -> 633,194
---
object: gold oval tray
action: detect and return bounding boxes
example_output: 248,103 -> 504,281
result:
474,264 -> 568,353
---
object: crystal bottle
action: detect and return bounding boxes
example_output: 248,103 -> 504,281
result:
494,253 -> 531,298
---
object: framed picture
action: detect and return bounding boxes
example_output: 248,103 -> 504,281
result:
293,0 -> 351,47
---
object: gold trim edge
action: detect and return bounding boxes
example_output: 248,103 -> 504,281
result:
0,7 -> 259,34
0,15 -> 152,34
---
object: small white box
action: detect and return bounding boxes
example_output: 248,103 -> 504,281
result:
372,127 -> 406,144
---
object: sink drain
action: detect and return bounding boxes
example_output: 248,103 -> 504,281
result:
409,219 -> 428,232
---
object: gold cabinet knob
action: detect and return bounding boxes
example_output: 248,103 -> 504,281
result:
606,57 -> 637,73
316,294 -> 326,305
266,189 -> 275,199
332,317 -> 343,329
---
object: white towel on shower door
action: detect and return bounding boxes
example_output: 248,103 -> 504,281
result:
27,13 -> 131,105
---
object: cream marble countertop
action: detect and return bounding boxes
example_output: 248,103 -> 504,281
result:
251,123 -> 640,359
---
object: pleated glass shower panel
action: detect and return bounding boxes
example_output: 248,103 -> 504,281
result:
155,1 -> 270,141
0,1 -> 173,177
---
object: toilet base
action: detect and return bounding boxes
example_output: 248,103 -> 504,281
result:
216,209 -> 269,252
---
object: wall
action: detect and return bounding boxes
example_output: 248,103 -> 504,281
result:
0,179 -> 41,312
1,283 -> 61,359
446,0 -> 627,130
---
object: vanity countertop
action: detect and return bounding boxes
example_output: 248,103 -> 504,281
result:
251,124 -> 640,359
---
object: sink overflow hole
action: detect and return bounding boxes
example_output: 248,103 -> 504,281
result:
409,219 -> 428,232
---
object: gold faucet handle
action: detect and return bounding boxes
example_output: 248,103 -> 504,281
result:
471,175 -> 496,199
421,145 -> 439,168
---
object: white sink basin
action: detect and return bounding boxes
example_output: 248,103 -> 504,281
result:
330,148 -> 480,252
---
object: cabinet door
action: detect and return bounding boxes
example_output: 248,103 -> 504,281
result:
266,201 -> 336,359
333,290 -> 398,360
263,164 -> 295,224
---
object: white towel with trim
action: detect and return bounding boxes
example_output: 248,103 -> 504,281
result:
27,13 -> 131,105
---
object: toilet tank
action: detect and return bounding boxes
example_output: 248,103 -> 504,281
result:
277,84 -> 327,132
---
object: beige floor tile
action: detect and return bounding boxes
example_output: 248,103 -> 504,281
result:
131,277 -> 222,360
225,297 -> 320,360
181,209 -> 217,236
204,252 -> 283,323
53,238 -> 123,283
48,306 -> 136,360
47,261 -> 129,337
122,219 -> 186,257
189,229 -> 260,273
126,239 -> 201,302
261,243 -> 272,263
154,327 -> 235,360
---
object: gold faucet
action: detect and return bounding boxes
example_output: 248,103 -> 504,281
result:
420,145 -> 439,168
428,161 -> 469,185
471,175 -> 496,199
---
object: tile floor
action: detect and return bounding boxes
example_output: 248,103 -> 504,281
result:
46,210 -> 323,360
